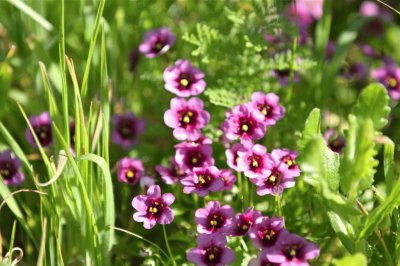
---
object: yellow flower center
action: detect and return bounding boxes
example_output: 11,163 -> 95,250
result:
180,78 -> 189,87
241,124 -> 249,132
126,170 -> 135,179
389,78 -> 397,88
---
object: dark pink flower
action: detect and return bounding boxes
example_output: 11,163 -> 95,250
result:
249,249 -> 280,266
187,234 -> 235,266
271,149 -> 301,178
163,60 -> 206,97
117,157 -> 144,185
174,141 -> 214,172
25,112 -> 52,148
132,185 -> 175,229
225,142 -> 246,172
164,98 -> 210,141
237,144 -> 273,180
226,207 -> 262,237
371,65 -> 400,100
287,0 -> 324,28
323,129 -> 346,154
181,166 -> 224,197
139,27 -> 175,58
0,150 -> 24,186
112,112 -> 145,149
267,230 -> 320,265
220,169 -> 236,191
195,201 -> 234,235
156,157 -> 187,185
247,92 -> 285,126
140,176 -> 155,190
248,216 -> 285,249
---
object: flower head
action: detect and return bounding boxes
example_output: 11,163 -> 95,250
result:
248,216 -> 285,249
174,141 -> 214,172
139,27 -> 175,58
371,64 -> 400,100
237,144 -> 273,180
132,185 -> 175,229
0,150 -> 24,186
25,112 -> 53,148
163,60 -> 206,97
249,249 -> 280,266
248,92 -> 285,126
271,69 -> 300,86
271,149 -> 301,178
220,169 -> 236,191
140,176 -> 155,191
195,201 -> 234,235
227,207 -> 262,237
112,112 -> 145,149
164,98 -> 210,141
341,63 -> 368,83
156,157 -> 187,185
287,0 -> 324,28
225,142 -> 246,172
117,157 -> 144,185
187,234 -> 235,266
181,166 -> 224,197
323,129 -> 346,154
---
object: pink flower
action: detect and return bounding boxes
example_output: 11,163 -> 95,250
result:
226,207 -> 262,237
323,129 -> 346,154
174,141 -> 214,173
249,249 -> 280,266
181,166 -> 224,197
271,148 -> 301,178
247,92 -> 285,126
25,112 -> 53,148
195,201 -> 234,235
0,150 -> 24,186
164,98 -> 210,141
156,157 -> 187,185
117,157 -> 144,185
287,0 -> 324,28
220,169 -> 236,191
112,112 -> 145,149
139,27 -> 175,58
371,64 -> 400,100
248,216 -> 285,249
237,144 -> 273,180
225,143 -> 246,172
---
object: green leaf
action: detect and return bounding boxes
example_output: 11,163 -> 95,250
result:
333,253 -> 367,266
297,108 -> 321,152
327,211 -> 355,253
383,139 -> 395,193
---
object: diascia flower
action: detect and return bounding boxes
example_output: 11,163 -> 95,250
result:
247,92 -> 285,126
156,157 -> 187,185
0,150 -> 24,186
220,169 -> 236,191
248,216 -> 285,249
237,144 -> 273,180
187,234 -> 235,266
181,166 -> 224,197
195,201 -> 234,235
248,249 -> 280,266
112,112 -> 145,149
25,112 -> 53,148
267,230 -> 320,265
271,148 -> 301,178
117,157 -> 144,185
164,97 -> 210,141
163,60 -> 206,97
225,142 -> 246,172
323,129 -> 346,154
371,64 -> 400,100
174,141 -> 214,172
226,207 -> 262,237
132,185 -> 175,229
139,27 -> 176,58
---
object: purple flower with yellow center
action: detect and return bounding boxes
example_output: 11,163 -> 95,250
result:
225,142 -> 246,172
164,97 -> 210,141
195,201 -> 234,235
323,129 -> 346,154
248,216 -> 285,249
174,141 -> 214,173
139,27 -> 175,58
187,234 -> 235,266
249,249 -> 280,266
371,65 -> 400,100
0,150 -> 24,186
155,157 -> 187,185
247,92 -> 285,126
267,230 -> 320,265
181,166 -> 224,197
112,112 -> 145,149
220,169 -> 236,191
163,60 -> 206,97
25,112 -> 52,148
227,207 -> 262,237
132,185 -> 175,229
117,157 -> 144,185
237,144 -> 273,180
222,104 -> 266,146
271,148 -> 301,178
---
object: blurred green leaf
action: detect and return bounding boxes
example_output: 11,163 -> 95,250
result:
333,253 -> 367,266
297,108 -> 321,152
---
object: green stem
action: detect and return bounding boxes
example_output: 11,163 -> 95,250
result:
237,172 -> 244,211
162,225 -> 176,266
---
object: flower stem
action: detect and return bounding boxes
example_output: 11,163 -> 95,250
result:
162,225 -> 176,266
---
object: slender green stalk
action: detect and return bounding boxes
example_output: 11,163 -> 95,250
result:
162,225 -> 176,266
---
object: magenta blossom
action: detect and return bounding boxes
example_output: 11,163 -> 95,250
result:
248,92 -> 285,126
175,135 -> 213,149
175,141 -> 214,172
267,230 -> 320,265
222,104 -> 266,146
287,0 -> 323,28
117,157 -> 144,185
220,169 -> 236,191
132,185 -> 175,229
227,207 -> 262,237
139,27 -> 175,58
140,176 -> 155,191
324,129 -> 346,154
181,166 -> 224,197
271,148 -> 301,178
187,234 -> 235,266
25,112 -> 52,148
0,150 -> 24,186
237,144 -> 273,180
164,97 -> 210,141
249,249 -> 280,266
195,201 -> 234,235
225,142 -> 246,172
341,63 -> 368,83
249,216 -> 285,249
371,65 -> 400,100
156,157 -> 187,185
112,112 -> 145,149
163,60 -> 206,97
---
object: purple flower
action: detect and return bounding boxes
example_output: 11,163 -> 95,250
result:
360,1 -> 379,17
0,150 -> 24,186
323,129 -> 346,154
139,27 -> 175,58
271,69 -> 300,87
112,112 -> 145,149
164,98 -> 210,141
187,234 -> 235,266
222,104 -> 266,146
220,169 -> 236,191
249,249 -> 280,266
227,207 -> 262,237
341,63 -> 368,83
225,142 -> 246,172
248,216 -> 285,249
267,230 -> 320,265
174,141 -> 214,172
25,112 -> 53,148
237,144 -> 273,180
117,157 -> 144,185
271,149 -> 301,178
195,201 -> 234,235
248,92 -> 285,126
371,65 -> 400,100
140,176 -> 155,190
163,60 -> 207,97
325,41 -> 336,60
132,185 -> 175,229
287,0 -> 324,28
181,166 -> 224,197
156,157 -> 187,185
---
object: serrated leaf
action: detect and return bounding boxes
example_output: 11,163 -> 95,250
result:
297,108 -> 321,152
327,211 -> 355,253
333,253 -> 367,266
205,88 -> 241,108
